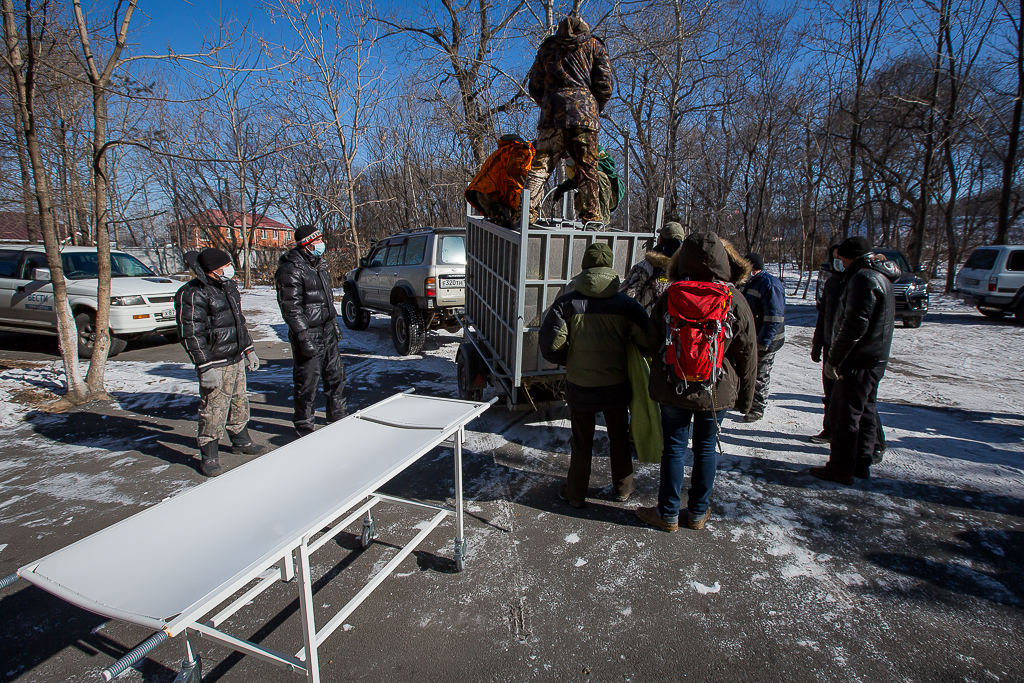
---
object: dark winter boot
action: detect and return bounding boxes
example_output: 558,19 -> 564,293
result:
230,427 -> 268,456
808,430 -> 831,444
199,441 -> 222,477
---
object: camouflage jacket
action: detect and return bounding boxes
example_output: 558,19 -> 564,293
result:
527,18 -> 613,131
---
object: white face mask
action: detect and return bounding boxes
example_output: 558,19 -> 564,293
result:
309,242 -> 325,257
832,258 -> 845,273
220,265 -> 235,280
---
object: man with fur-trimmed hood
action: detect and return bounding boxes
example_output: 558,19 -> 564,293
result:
620,221 -> 686,312
524,14 -> 613,224
636,232 -> 757,532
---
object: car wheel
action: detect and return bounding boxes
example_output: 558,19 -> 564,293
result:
977,307 -> 1006,320
456,345 -> 485,402
902,316 -> 923,329
75,311 -> 128,358
342,292 -> 371,331
391,302 -> 425,355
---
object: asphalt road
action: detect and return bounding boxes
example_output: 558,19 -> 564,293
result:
0,317 -> 1021,683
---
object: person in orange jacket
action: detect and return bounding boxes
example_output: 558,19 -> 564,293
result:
466,134 -> 536,227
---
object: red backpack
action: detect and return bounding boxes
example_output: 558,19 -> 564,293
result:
662,280 -> 733,392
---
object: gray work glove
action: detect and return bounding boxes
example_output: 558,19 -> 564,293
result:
245,350 -> 260,372
823,362 -> 839,381
198,367 -> 222,391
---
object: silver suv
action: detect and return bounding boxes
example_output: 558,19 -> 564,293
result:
954,245 -> 1024,322
341,227 -> 466,355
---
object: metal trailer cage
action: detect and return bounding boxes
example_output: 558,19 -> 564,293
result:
6,391 -> 493,683
457,190 -> 659,408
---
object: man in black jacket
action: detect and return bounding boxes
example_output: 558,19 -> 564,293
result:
175,248 -> 265,477
809,244 -> 842,443
275,225 -> 346,437
810,237 -> 895,485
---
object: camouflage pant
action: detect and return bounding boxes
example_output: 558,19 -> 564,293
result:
749,346 -> 779,417
526,127 -> 601,222
197,360 -> 250,447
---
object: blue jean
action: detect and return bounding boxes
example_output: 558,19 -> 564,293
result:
657,405 -> 726,522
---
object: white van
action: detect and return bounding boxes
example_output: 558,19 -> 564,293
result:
0,245 -> 185,357
953,245 -> 1024,322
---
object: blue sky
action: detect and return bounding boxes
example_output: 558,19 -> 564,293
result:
131,0 -> 283,55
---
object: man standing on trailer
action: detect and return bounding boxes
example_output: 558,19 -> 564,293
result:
176,248 -> 266,477
275,225 -> 347,437
539,243 -> 650,507
524,13 -> 613,224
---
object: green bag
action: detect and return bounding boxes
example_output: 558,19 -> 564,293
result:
627,343 -> 663,464
598,154 -> 626,210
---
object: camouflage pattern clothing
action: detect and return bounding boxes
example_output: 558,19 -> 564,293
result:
197,359 -> 249,447
749,346 -> 778,419
620,251 -> 673,312
527,16 -> 613,131
527,128 -> 601,222
525,16 -> 613,224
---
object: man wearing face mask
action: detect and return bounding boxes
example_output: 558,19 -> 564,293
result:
275,225 -> 347,437
175,248 -> 265,477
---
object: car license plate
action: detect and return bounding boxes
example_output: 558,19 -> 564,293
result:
158,309 -> 175,319
440,276 -> 464,289
964,278 -> 979,285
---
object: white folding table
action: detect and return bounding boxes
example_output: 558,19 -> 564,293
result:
7,391 -> 493,682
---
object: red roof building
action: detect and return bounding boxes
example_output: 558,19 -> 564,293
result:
169,211 -> 293,251
0,211 -> 71,243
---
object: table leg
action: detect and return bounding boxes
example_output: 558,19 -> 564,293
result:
173,630 -> 202,683
453,427 -> 466,572
297,540 -> 321,683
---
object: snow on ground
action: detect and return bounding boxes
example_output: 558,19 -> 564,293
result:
0,275 -> 1022,681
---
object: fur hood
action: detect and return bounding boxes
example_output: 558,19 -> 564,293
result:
666,231 -> 751,286
644,249 -> 672,272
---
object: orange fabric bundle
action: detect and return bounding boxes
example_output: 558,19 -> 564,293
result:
466,135 -> 536,212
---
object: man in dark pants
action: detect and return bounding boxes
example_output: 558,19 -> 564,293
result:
275,225 -> 347,437
740,253 -> 786,422
539,243 -> 650,507
810,236 -> 895,485
176,249 -> 266,476
810,244 -> 842,443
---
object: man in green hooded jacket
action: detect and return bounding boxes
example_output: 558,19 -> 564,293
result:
539,243 -> 650,507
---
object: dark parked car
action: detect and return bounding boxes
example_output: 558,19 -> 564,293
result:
816,247 -> 928,328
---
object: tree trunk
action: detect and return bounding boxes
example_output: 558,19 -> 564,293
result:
2,0 -> 87,403
995,0 -> 1023,245
9,79 -> 37,243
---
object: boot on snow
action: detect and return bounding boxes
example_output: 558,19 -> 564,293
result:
230,427 -> 268,456
199,441 -> 222,477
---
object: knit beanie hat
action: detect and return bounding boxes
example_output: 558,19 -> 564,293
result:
295,224 -> 322,246
197,248 -> 231,273
837,236 -> 871,260
745,252 -> 764,271
659,221 -> 686,241
581,243 -> 614,270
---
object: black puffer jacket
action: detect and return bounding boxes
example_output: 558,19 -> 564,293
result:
827,255 -> 896,371
275,247 -> 339,344
647,232 -> 758,413
175,256 -> 253,370
812,270 -> 842,358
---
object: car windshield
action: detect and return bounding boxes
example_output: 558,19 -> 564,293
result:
437,235 -> 466,265
61,252 -> 156,279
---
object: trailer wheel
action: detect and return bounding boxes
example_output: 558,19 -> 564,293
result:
391,303 -> 425,355
342,293 -> 371,330
456,345 -> 484,402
